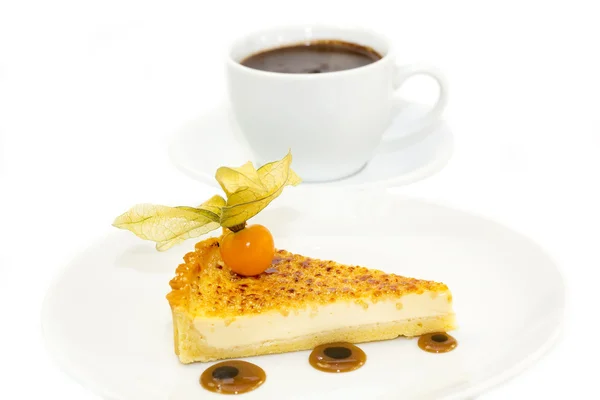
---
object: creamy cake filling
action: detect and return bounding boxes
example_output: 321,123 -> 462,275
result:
193,292 -> 453,348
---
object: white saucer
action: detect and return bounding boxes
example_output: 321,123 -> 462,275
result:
42,189 -> 564,400
169,101 -> 453,188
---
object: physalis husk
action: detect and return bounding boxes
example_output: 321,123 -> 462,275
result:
112,151 -> 301,251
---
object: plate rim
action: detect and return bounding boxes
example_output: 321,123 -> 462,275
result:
41,192 -> 566,400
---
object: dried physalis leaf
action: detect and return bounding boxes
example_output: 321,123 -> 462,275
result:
216,150 -> 302,228
112,195 -> 226,251
214,161 -> 265,197
112,152 -> 300,250
177,195 -> 227,216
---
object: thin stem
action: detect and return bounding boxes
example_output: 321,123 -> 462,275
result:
228,222 -> 247,233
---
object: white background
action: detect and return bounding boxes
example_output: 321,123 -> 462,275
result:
1,0 -> 598,398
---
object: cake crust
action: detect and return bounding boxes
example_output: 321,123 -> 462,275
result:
172,310 -> 455,363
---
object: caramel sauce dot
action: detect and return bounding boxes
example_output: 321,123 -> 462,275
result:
200,360 -> 265,394
418,332 -> 458,353
309,342 -> 366,373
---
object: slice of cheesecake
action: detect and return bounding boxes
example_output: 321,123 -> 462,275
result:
167,237 -> 456,364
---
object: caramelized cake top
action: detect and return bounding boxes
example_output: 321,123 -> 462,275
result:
167,237 -> 451,318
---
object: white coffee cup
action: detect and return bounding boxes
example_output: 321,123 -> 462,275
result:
226,24 -> 448,182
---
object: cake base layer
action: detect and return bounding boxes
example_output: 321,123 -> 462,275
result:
172,310 -> 456,363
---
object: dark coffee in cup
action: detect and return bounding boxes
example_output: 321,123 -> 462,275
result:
240,40 -> 382,74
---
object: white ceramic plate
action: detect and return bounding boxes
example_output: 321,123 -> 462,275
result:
42,189 -> 564,400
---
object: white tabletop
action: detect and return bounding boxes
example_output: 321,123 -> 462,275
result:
1,0 -> 597,398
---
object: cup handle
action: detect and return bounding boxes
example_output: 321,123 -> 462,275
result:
380,63 -> 449,152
